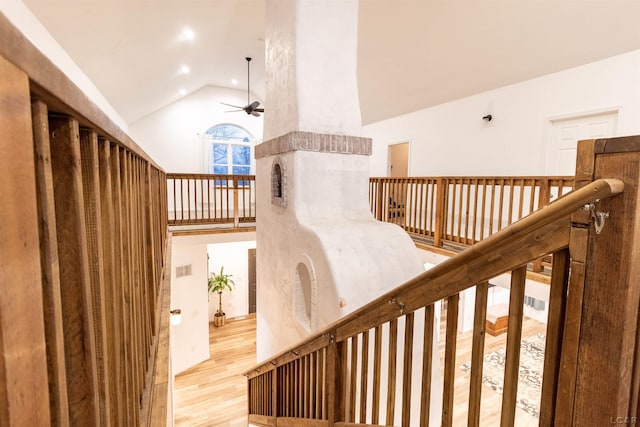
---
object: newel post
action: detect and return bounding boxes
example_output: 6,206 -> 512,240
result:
434,178 -> 447,247
557,136 -> 640,424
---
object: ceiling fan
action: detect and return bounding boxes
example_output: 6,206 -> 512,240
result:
222,57 -> 264,117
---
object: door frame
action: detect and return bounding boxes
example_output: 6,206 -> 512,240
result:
543,107 -> 619,175
387,140 -> 411,177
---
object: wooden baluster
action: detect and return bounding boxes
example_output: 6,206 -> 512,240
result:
386,319 -> 398,426
197,176 -> 202,220
442,293 -> 459,427
500,266 -> 527,427
349,335 -> 358,422
31,100 -> 69,426
430,178 -> 436,234
540,249 -> 570,425
532,179 -> 551,272
49,116 -> 100,426
455,179 -> 463,243
402,312 -> 415,427
468,282 -> 489,427
480,179 -> 488,241
497,179 -> 505,231
528,178 -> 536,216
464,179 -> 472,244
507,178 -> 515,226
471,179 -> 479,244
233,178 -> 239,227
359,331 -> 369,424
488,179 -> 496,236
372,326 -> 382,424
417,178 -> 422,233
517,178 -> 525,220
420,305 -> 435,427
318,349 -> 325,419
79,129 -> 112,426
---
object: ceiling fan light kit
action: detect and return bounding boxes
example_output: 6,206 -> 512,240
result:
221,57 -> 264,117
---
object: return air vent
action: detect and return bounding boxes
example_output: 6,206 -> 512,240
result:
176,264 -> 192,278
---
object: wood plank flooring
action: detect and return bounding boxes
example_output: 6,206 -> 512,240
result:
174,311 -> 546,426
174,316 -> 256,427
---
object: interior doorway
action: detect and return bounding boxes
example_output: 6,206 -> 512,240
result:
388,142 -> 409,177
547,111 -> 617,175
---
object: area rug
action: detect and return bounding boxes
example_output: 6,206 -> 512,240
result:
459,333 -> 545,418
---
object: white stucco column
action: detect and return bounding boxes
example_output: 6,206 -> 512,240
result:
263,0 -> 361,140
256,3 -> 442,424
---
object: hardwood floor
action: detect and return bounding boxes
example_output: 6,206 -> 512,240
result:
173,311 -> 546,426
174,316 -> 256,427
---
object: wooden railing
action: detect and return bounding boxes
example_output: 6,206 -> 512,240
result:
0,14 -> 169,427
167,173 -> 256,226
247,168 -> 634,426
369,176 -> 574,247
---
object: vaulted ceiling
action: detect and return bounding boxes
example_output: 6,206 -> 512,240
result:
23,0 -> 640,126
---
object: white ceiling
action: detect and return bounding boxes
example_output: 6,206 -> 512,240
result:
23,0 -> 640,126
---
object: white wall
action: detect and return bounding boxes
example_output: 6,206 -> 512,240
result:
207,240 -> 256,321
170,238 -> 210,375
364,49 -> 640,177
0,0 -> 128,132
129,85 -> 264,173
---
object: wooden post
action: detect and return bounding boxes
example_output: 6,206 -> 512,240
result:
0,53 -> 51,427
559,136 -> 640,424
434,178 -> 447,247
325,334 -> 343,426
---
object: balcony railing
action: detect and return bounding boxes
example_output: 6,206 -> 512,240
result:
369,176 -> 574,248
167,173 -> 256,226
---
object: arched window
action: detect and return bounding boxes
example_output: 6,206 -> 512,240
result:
203,123 -> 254,175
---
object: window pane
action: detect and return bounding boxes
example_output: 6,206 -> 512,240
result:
213,144 -> 228,164
232,166 -> 250,175
206,124 -> 253,141
232,145 -> 250,166
213,165 -> 228,174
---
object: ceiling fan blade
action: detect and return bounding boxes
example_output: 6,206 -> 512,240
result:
221,102 -> 243,109
255,108 -> 264,113
251,111 -> 260,117
224,109 -> 244,113
249,101 -> 260,109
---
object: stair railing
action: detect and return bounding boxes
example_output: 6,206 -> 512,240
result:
247,177 -> 623,426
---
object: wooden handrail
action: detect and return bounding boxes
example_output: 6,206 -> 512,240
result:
248,178 -> 622,377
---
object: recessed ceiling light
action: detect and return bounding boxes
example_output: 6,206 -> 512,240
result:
179,89 -> 187,96
231,78 -> 238,85
179,65 -> 190,75
180,28 -> 195,41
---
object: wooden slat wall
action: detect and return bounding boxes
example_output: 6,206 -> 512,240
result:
0,42 -> 169,426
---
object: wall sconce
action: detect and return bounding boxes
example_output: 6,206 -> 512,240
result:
482,114 -> 493,122
170,309 -> 182,326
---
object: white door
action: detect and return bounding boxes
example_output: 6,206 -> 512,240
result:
388,142 -> 409,177
547,111 -> 617,175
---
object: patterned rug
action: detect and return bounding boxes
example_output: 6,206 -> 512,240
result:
459,333 -> 545,418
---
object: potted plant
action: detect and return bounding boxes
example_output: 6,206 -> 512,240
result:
208,266 -> 235,327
